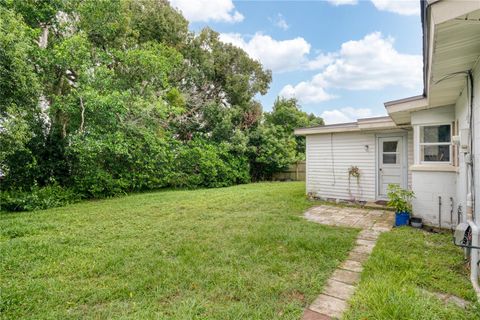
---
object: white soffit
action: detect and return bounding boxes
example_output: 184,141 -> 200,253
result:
428,7 -> 480,108
384,96 -> 428,125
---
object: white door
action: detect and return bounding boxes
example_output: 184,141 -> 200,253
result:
378,137 -> 404,198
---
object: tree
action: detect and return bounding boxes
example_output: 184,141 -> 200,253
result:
248,125 -> 297,180
264,97 -> 323,158
1,0 -> 276,207
0,7 -> 42,186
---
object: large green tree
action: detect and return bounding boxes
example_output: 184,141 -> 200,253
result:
1,0 -> 278,205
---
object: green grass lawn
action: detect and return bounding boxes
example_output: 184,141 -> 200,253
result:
0,182 -> 358,319
344,228 -> 480,320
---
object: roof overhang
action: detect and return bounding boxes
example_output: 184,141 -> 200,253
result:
384,95 -> 428,125
294,116 -> 399,135
424,0 -> 480,108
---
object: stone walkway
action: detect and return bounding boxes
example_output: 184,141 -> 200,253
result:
302,205 -> 394,320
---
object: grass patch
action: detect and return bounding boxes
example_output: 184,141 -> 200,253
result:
0,182 -> 358,319
344,227 -> 480,320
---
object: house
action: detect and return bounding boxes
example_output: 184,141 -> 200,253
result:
296,0 -> 480,296
295,0 -> 480,230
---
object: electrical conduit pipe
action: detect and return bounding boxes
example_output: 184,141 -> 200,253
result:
467,193 -> 480,298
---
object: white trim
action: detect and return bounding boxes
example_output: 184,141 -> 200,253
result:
295,117 -> 396,136
417,123 -> 453,165
409,164 -> 458,173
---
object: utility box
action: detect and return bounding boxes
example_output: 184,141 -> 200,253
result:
460,128 -> 470,150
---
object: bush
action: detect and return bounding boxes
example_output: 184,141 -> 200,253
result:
171,139 -> 250,189
67,131 -> 175,198
0,185 -> 80,212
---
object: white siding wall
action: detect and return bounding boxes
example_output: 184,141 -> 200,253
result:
306,132 -> 376,201
306,130 -> 413,202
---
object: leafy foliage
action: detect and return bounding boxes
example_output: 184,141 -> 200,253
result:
0,184 -> 79,212
0,1 -> 322,211
386,184 -> 415,213
264,97 -> 323,158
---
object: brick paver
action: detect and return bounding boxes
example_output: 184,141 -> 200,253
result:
302,205 -> 394,319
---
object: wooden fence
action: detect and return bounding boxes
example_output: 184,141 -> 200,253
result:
272,161 -> 306,181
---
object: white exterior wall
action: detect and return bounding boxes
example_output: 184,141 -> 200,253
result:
473,63 -> 480,223
306,130 -> 413,202
410,105 -> 457,228
411,172 -> 457,228
455,75 -> 469,222
451,62 -> 480,224
306,132 -> 376,202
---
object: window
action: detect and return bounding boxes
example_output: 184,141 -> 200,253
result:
419,124 -> 451,163
382,141 -> 399,164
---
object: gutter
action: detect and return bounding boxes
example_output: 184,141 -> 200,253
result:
420,0 -> 429,97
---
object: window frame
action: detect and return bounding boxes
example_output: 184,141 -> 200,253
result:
418,123 -> 452,164
381,140 -> 400,165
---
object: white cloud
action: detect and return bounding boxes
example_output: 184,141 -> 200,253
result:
170,0 -> 244,23
219,33 -> 311,73
320,107 -> 385,124
281,83 -> 335,104
371,0 -> 420,16
280,32 -> 422,104
271,13 -> 289,30
304,53 -> 336,70
327,0 -> 358,5
326,0 -> 419,16
219,33 -> 335,73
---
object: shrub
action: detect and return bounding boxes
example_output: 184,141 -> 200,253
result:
0,185 -> 80,212
67,131 -> 175,198
171,139 -> 250,189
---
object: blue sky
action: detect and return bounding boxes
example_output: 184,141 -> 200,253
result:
170,0 -> 424,124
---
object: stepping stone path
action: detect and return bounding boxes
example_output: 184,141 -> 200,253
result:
303,205 -> 394,320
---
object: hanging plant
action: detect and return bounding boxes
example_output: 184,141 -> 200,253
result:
348,166 -> 360,179
347,166 -> 361,202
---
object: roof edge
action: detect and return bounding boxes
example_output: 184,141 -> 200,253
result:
294,116 -> 396,135
384,95 -> 425,107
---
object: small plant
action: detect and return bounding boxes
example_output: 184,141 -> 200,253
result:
348,166 -> 360,179
347,166 -> 362,201
386,184 -> 415,213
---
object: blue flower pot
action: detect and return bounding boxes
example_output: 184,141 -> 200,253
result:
395,211 -> 410,227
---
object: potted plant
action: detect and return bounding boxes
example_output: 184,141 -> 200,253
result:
386,184 -> 415,227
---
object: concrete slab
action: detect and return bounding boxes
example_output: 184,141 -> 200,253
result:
347,250 -> 370,263
356,238 -> 376,247
357,229 -> 380,241
310,294 -> 347,319
331,269 -> 360,285
340,259 -> 363,272
352,244 -> 374,254
302,309 -> 332,320
323,279 -> 356,300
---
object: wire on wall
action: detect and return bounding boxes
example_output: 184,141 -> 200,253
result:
330,133 -> 336,186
